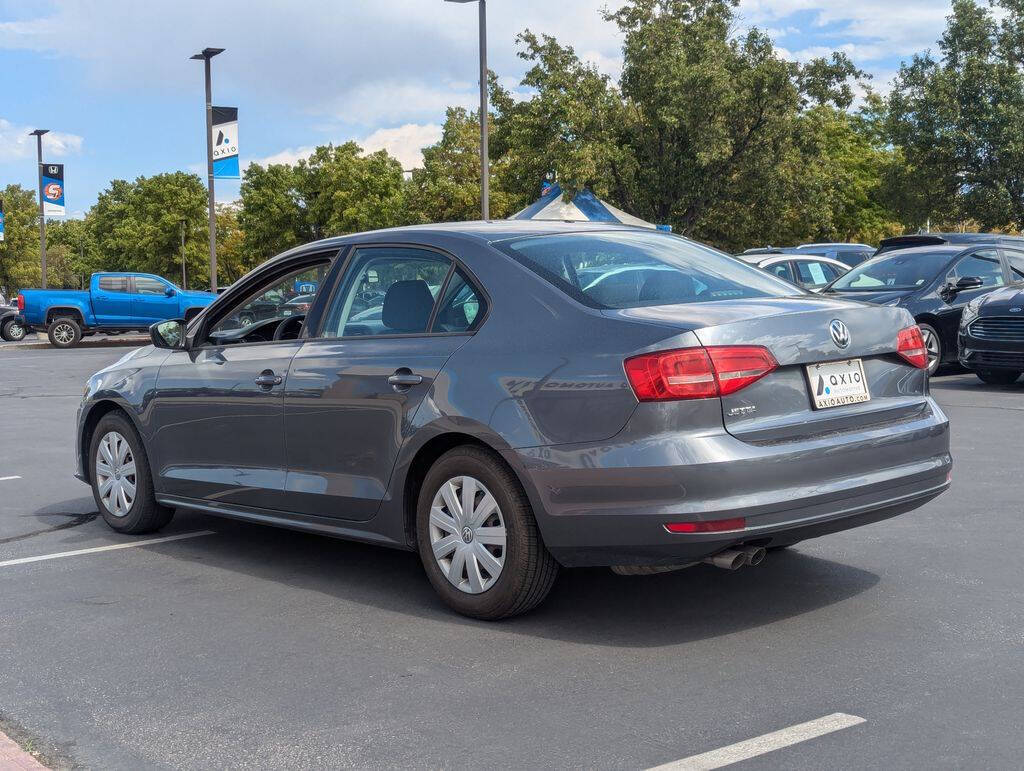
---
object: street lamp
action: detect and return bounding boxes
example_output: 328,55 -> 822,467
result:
190,47 -> 225,291
179,219 -> 188,290
29,129 -> 50,288
445,0 -> 489,220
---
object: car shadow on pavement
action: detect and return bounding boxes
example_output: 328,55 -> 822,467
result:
140,508 -> 880,649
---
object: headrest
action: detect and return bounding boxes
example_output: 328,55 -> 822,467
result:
382,280 -> 435,332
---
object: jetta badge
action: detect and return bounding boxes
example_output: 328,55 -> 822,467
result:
829,319 -> 851,349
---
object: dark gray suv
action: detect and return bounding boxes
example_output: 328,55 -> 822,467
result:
77,222 -> 951,619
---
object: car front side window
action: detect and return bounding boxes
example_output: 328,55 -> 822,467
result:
950,250 -> 1004,288
207,261 -> 332,342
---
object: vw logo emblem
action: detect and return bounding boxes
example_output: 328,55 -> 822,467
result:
829,319 -> 851,349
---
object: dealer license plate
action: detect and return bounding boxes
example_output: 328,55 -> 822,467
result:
806,359 -> 870,409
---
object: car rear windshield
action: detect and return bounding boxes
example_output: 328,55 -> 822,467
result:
830,250 -> 953,291
494,232 -> 799,309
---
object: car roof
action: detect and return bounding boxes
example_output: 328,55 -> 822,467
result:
796,242 -> 873,250
256,220 -> 670,272
865,244 -> 964,260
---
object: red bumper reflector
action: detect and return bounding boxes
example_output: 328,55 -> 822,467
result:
665,517 -> 747,534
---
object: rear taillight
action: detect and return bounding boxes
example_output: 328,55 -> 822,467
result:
624,346 -> 778,401
665,517 -> 746,534
17,294 -> 24,311
296,303 -> 310,312
897,325 -> 928,369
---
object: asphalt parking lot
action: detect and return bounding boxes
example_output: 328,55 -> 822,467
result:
1,346 -> 1022,770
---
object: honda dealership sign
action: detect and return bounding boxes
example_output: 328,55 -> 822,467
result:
41,163 -> 65,217
212,106 -> 239,179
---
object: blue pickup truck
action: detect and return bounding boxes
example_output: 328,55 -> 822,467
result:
17,272 -> 216,348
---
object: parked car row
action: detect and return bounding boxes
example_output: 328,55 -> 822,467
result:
738,235 -> 1024,385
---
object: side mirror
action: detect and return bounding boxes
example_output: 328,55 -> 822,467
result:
165,287 -> 176,297
955,276 -> 984,291
150,319 -> 186,350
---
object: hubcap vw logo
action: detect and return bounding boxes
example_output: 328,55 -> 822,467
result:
829,319 -> 851,349
461,526 -> 474,544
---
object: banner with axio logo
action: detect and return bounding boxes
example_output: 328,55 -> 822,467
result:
211,106 -> 239,179
0,199 -> 5,242
41,163 -> 65,217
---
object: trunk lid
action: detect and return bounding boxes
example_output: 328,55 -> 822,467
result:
607,296 -> 929,443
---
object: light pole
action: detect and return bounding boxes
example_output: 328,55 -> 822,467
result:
179,219 -> 188,290
445,0 -> 489,220
190,47 -> 225,291
29,129 -> 50,288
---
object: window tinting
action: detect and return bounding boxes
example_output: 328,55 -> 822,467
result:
134,277 -> 168,296
432,270 -> 486,333
1004,249 -> 1024,281
321,247 -> 452,337
951,250 -> 1004,288
98,276 -> 128,293
766,261 -> 795,282
495,232 -> 798,309
831,251 -> 955,291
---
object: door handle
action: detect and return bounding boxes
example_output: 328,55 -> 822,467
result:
388,370 -> 423,388
254,370 -> 283,388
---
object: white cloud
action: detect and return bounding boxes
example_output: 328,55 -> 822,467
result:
0,118 -> 83,163
361,123 -> 443,170
249,122 -> 443,171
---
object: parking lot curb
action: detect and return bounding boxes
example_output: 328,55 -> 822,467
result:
0,728 -> 48,769
0,336 -> 147,351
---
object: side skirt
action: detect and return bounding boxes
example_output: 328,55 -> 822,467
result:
155,494 -> 412,551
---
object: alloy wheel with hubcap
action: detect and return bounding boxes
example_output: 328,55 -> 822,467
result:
95,431 -> 137,517
429,475 -> 506,594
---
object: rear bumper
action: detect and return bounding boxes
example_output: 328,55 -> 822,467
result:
507,398 -> 951,567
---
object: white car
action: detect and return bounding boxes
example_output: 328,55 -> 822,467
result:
737,253 -> 851,292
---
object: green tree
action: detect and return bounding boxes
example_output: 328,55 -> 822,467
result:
89,172 -> 210,284
0,184 -> 38,295
238,161 -> 310,264
885,0 -> 1024,230
408,106 -> 522,222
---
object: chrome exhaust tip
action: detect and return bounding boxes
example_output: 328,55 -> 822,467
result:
742,546 -> 767,566
703,549 -> 746,570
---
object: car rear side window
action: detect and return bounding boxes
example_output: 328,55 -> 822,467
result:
98,277 -> 128,293
494,232 -> 797,309
321,247 -> 453,337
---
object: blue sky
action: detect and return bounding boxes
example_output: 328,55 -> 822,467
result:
0,0 -> 953,217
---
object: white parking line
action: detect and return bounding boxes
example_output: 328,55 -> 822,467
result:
0,476 -> 21,482
0,530 -> 215,569
648,712 -> 866,770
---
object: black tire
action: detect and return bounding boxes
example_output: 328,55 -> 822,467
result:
1,318 -> 26,342
88,411 -> 174,534
416,445 -> 558,620
47,316 -> 82,348
976,369 -> 1021,385
917,322 -> 942,375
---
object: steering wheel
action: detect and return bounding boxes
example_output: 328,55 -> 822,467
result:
273,314 -> 306,341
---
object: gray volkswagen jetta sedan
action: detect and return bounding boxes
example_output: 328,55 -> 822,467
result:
77,222 -> 951,619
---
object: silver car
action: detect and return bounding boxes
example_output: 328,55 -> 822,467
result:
77,223 -> 950,619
